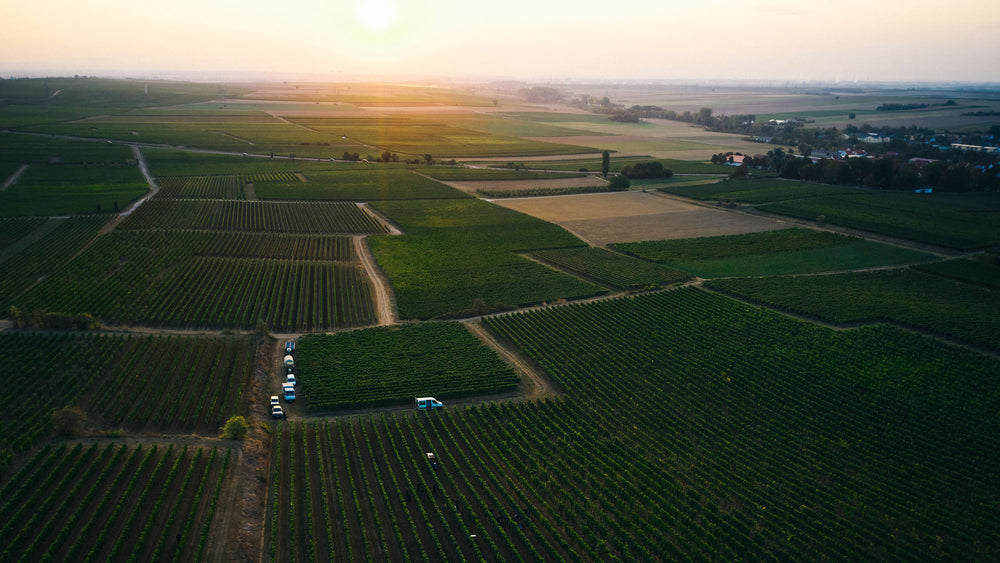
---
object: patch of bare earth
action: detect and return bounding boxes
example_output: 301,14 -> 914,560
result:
494,190 -> 786,246
244,183 -> 257,200
227,336 -> 275,562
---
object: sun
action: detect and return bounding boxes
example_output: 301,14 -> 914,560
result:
356,0 -> 397,31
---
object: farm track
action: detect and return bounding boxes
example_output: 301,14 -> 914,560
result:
0,163 -> 28,191
354,235 -> 397,325
463,319 -> 559,399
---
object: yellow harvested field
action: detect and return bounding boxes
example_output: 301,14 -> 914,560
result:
494,191 -> 786,245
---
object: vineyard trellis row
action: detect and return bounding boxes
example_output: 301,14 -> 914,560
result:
0,443 -> 232,562
267,288 -> 1000,561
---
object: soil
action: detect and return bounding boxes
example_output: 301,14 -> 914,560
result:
227,336 -> 275,562
494,190 -> 786,246
354,235 -> 397,325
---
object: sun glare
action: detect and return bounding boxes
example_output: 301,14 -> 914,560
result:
356,0 -> 397,31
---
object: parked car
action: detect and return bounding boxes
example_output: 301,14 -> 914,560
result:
271,405 -> 286,419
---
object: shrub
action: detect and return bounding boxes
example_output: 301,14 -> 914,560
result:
221,416 -> 249,440
609,175 -> 631,191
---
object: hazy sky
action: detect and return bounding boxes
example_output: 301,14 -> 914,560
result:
3,0 -> 999,82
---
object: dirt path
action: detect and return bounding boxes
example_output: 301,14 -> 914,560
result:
228,336 -> 274,562
354,235 -> 397,325
119,145 -> 159,217
1,163 -> 28,191
463,319 -> 559,399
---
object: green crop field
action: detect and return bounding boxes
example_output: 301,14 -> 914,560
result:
0,216 -> 49,251
759,191 -> 1000,250
284,115 -> 597,158
118,199 -> 389,234
518,156 -> 733,175
706,268 -> 1000,350
0,133 -> 135,164
2,77 -> 999,562
156,172 -> 301,199
529,246 -> 691,289
0,161 -> 148,217
0,215 -> 109,306
294,324 -> 519,411
0,442 -> 232,561
13,230 -> 375,331
369,199 -> 605,319
915,257 -> 1000,287
0,332 -> 255,467
659,177 -> 858,202
265,289 -> 1000,560
257,168 -> 467,201
613,228 -> 934,277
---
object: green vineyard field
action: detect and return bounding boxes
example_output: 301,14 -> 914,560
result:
529,246 -> 690,289
119,199 -> 389,234
294,323 -> 519,411
14,230 -> 375,330
0,442 -> 231,562
0,332 -> 255,470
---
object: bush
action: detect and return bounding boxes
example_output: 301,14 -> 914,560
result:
609,175 -> 631,191
221,416 -> 249,440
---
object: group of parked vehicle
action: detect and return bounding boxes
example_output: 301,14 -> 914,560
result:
271,341 -> 296,419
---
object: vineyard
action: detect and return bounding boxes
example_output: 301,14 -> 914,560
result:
155,172 -> 302,199
0,215 -> 109,306
0,442 -> 232,562
255,169 -> 468,201
118,199 -> 390,234
612,228 -> 934,277
914,257 -> 1000,288
0,216 -> 48,248
0,332 -> 256,470
528,246 -> 690,289
263,287 -> 1000,560
13,225 -> 376,331
658,177 -> 855,203
294,324 -> 519,411
758,191 -> 1000,250
369,199 -> 604,319
706,268 -> 1000,350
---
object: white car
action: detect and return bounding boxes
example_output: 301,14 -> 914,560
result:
271,405 -> 285,419
270,395 -> 279,407
286,374 -> 296,386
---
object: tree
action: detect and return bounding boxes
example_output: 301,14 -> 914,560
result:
601,150 -> 610,178
729,165 -> 750,179
424,154 -> 434,165
848,113 -> 856,120
608,175 -> 630,190
221,416 -> 249,440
